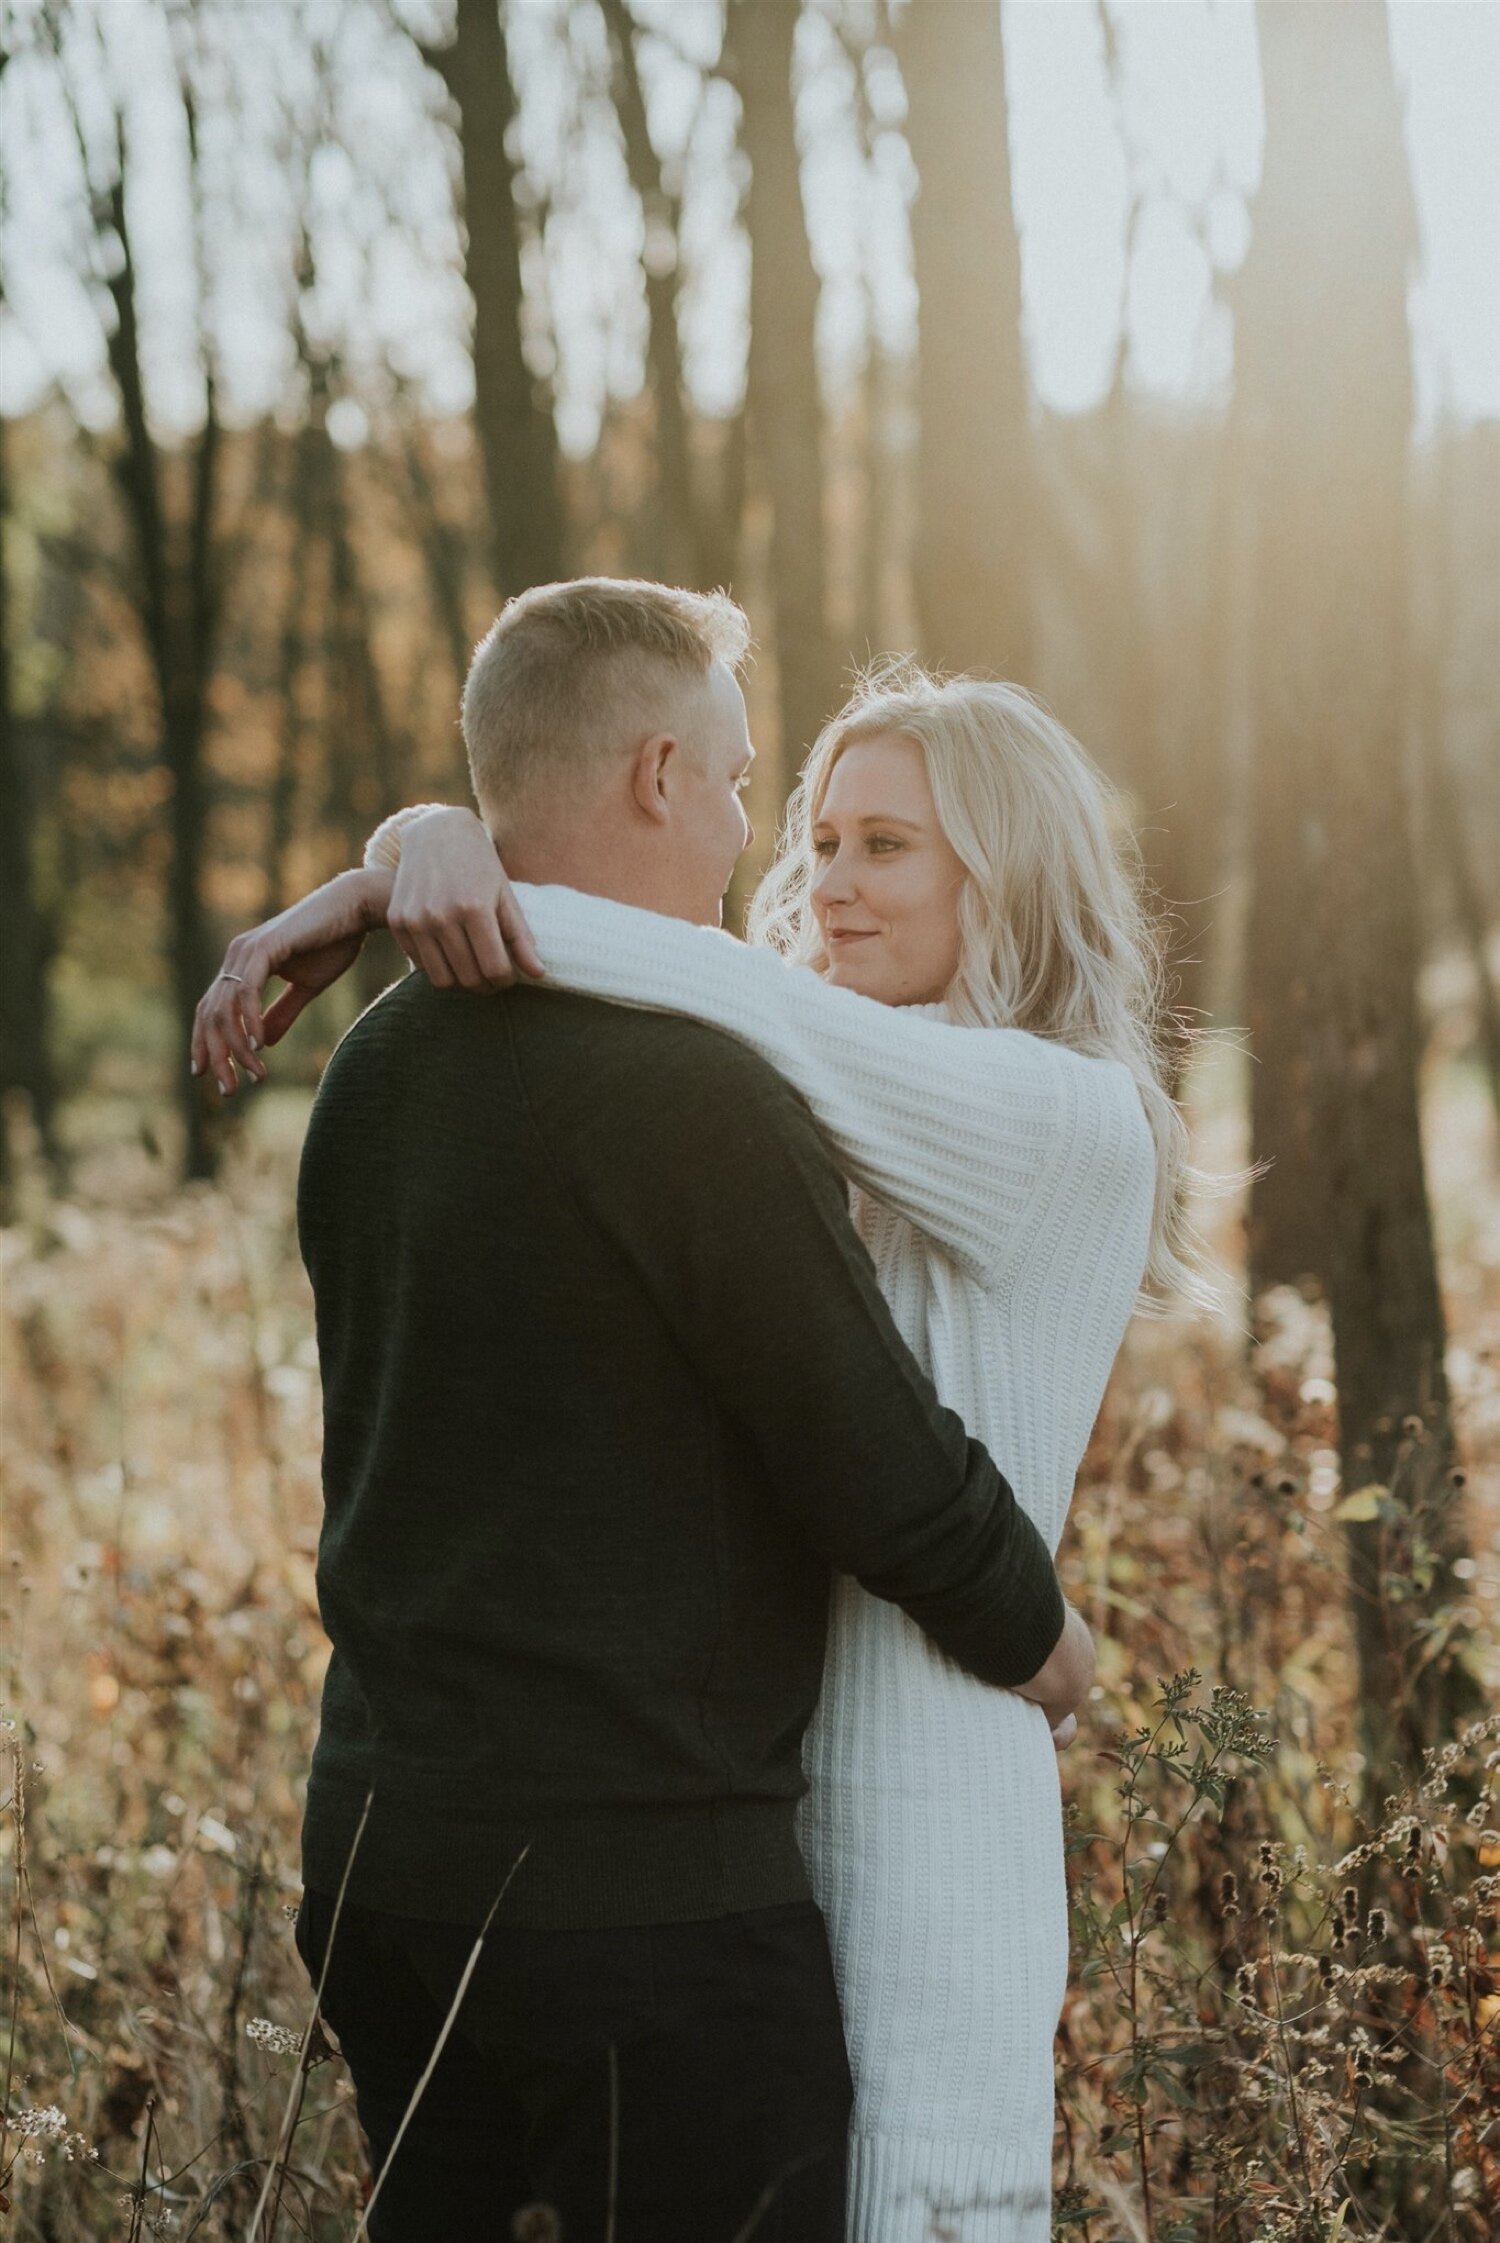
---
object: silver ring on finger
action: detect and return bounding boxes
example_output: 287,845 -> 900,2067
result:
216,972 -> 245,984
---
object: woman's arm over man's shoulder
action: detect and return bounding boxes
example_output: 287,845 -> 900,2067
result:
513,880 -> 1150,1287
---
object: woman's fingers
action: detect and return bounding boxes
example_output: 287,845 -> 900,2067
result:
400,921 -> 457,989
441,917 -> 496,992
497,883 -> 544,980
200,1008 -> 243,1098
1050,1713 -> 1077,1752
195,953 -> 268,1096
391,906 -> 499,991
215,954 -> 269,1081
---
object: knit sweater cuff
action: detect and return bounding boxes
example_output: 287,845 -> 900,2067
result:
363,802 -> 452,871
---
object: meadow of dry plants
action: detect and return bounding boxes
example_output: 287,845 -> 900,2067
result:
2,1051 -> 1497,2243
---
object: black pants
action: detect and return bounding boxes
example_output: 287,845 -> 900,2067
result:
295,1890 -> 852,2243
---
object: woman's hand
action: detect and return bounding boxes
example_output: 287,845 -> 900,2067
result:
385,807 -> 544,991
192,868 -> 394,1096
1014,1601 -> 1094,1755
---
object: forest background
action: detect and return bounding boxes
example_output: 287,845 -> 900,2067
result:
2,1 -> 1499,2238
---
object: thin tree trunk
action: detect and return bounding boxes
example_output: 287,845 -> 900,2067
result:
98,117 -> 222,1181
901,0 -> 1032,681
424,0 -> 565,601
1241,0 -> 1475,1785
0,413 -> 59,1202
600,0 -> 704,585
730,0 -> 832,788
856,318 -> 892,657
396,418 -> 477,706
698,407 -> 747,596
268,417 -> 324,913
324,448 -> 409,1008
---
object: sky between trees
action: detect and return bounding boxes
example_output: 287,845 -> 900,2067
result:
3,0 -> 1497,456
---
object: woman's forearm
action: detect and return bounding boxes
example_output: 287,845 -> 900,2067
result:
510,883 -> 1095,1285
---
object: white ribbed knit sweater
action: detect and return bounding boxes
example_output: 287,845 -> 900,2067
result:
363,850 -> 1158,2238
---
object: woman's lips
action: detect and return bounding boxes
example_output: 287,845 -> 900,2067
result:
825,927 -> 877,944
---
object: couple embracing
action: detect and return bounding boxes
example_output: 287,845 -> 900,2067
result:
196,577 -> 1192,2241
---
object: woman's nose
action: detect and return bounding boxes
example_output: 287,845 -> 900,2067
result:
812,846 -> 857,904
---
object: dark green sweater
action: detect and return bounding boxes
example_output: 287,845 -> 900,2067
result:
296,974 -> 1064,1928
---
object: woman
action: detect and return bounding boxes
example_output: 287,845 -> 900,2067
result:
210,666 -> 1196,2238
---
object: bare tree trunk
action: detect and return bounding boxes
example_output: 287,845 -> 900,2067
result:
730,0 -> 831,788
395,416 -> 477,703
901,0 -> 1031,681
599,0 -> 705,585
269,412 -> 327,914
423,0 -> 565,601
0,412 -> 59,1204
322,447 -> 410,1008
698,406 -> 747,596
93,98 -> 222,1180
1241,0 -> 1475,1783
856,331 -> 893,658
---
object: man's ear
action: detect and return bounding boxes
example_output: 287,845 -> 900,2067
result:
629,733 -> 678,826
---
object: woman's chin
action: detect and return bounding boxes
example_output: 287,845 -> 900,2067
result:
824,952 -> 889,1000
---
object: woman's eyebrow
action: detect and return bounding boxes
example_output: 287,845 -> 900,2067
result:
812,812 -> 924,831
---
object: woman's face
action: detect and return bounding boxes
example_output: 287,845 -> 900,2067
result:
809,734 -> 968,1005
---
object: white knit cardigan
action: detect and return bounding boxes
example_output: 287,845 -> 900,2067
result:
362,846 -> 1158,2240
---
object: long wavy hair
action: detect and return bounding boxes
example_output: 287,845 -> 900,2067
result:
747,661 -> 1209,1309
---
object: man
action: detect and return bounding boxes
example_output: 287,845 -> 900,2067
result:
194,580 -> 1093,2242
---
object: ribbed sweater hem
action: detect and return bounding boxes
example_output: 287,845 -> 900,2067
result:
302,1768 -> 812,1930
847,2128 -> 1051,2242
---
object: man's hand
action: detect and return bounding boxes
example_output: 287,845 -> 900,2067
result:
1014,1601 -> 1094,1753
386,807 -> 544,990
191,868 -> 393,1096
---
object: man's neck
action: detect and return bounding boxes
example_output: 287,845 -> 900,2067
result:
497,827 -> 699,923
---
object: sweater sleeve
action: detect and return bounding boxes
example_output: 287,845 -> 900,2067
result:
523,1011 -> 1068,1691
512,882 -> 1137,1286
364,803 -> 450,870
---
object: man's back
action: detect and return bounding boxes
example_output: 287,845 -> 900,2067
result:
299,974 -> 841,1926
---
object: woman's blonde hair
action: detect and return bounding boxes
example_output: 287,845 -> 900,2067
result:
747,660 -> 1208,1310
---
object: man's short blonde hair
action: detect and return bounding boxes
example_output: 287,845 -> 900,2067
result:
461,577 -> 751,826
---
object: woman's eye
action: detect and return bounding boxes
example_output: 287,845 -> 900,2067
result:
812,837 -> 837,857
867,836 -> 901,853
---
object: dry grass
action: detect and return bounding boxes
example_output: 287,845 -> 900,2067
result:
2,1065 -> 1497,2241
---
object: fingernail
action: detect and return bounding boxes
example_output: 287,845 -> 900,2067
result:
190,1060 -> 203,1077
249,1037 -> 261,1052
219,1080 -> 232,1097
